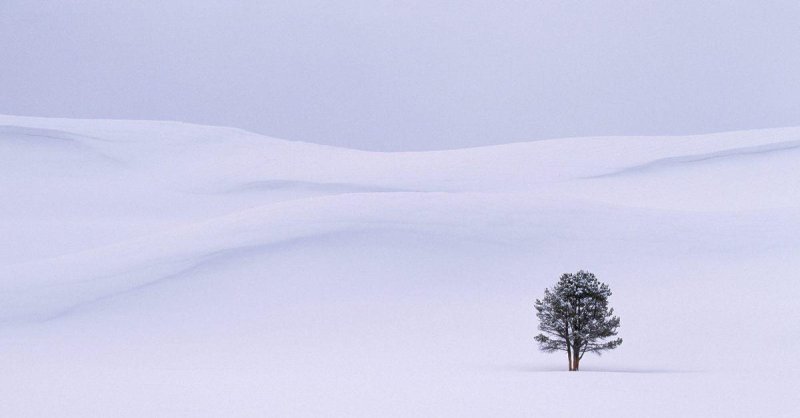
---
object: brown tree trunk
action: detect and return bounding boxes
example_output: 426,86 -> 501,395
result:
568,341 -> 580,371
565,321 -> 572,371
566,342 -> 572,371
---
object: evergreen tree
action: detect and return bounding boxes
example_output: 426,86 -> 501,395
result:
534,270 -> 622,371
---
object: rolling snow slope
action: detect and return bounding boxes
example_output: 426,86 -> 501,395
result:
1,114 -> 799,417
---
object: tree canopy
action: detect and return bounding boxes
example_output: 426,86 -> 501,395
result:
534,270 -> 622,371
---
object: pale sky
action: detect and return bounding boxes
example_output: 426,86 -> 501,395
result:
2,0 -> 799,150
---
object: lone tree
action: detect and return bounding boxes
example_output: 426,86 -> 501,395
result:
534,270 -> 622,371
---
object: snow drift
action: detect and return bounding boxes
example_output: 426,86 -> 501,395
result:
1,115 -> 799,417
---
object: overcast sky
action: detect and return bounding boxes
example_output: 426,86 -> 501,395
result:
2,1 -> 799,150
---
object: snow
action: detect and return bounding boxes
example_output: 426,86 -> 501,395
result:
1,114 -> 799,417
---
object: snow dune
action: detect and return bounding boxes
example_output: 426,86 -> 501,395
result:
1,114 -> 799,417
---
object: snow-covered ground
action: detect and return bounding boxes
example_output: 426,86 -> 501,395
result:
1,114 -> 798,417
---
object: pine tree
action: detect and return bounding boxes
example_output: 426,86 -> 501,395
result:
534,270 -> 622,371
